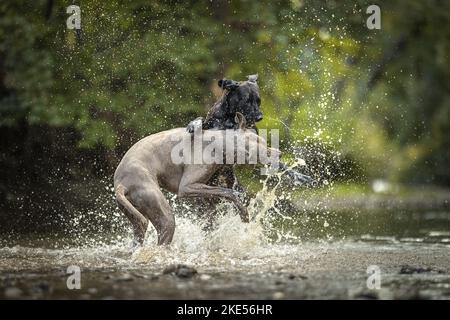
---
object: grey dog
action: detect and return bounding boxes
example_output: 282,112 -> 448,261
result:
114,113 -> 280,246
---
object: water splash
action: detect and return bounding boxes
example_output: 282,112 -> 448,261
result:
132,159 -> 328,270
0,148 -> 340,273
133,211 -> 326,273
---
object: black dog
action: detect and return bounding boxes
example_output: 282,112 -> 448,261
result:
186,74 -> 313,188
187,74 -> 262,133
187,75 -> 263,191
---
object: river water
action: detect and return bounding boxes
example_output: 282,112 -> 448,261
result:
1,183 -> 450,299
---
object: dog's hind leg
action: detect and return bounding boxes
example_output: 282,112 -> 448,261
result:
178,183 -> 249,223
132,183 -> 175,245
115,185 -> 149,246
179,166 -> 249,222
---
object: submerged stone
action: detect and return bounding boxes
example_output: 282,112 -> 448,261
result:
399,265 -> 432,274
116,273 -> 134,281
4,287 -> 23,299
163,264 -> 198,278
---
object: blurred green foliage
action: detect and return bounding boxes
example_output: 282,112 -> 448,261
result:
1,0 -> 449,185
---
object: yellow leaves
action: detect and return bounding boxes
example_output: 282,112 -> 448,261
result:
274,71 -> 313,101
289,0 -> 305,12
65,31 -> 77,50
405,144 -> 426,162
256,30 -> 272,44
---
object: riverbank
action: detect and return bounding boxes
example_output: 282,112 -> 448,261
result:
294,184 -> 450,211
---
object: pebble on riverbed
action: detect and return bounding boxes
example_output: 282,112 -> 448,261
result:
272,291 -> 285,299
163,264 -> 198,278
288,274 -> 308,280
4,287 -> 23,299
399,265 -> 444,274
349,288 -> 379,300
199,274 -> 211,281
30,281 -> 52,296
116,273 -> 134,282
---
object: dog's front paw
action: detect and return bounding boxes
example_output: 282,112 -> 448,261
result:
186,117 -> 203,133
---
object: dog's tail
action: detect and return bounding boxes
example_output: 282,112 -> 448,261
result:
115,184 -> 148,244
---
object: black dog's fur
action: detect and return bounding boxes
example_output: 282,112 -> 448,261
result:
187,75 -> 262,133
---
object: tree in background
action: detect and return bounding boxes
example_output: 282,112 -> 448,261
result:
1,0 -> 449,186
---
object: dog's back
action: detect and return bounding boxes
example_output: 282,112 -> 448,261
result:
114,128 -> 186,193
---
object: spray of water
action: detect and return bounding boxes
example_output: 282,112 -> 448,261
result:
0,144 -> 335,273
132,159 -> 329,271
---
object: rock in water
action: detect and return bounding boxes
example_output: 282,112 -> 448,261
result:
4,287 -> 23,299
163,264 -> 197,278
399,265 -> 432,274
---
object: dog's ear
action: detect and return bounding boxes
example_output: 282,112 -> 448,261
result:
235,112 -> 247,129
218,79 -> 240,90
247,74 -> 258,83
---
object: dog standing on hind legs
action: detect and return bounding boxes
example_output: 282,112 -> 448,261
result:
114,113 -> 280,246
